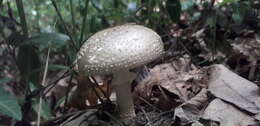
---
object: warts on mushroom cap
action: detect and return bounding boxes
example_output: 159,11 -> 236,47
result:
76,24 -> 164,75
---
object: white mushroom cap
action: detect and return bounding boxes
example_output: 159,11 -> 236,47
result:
76,24 -> 164,75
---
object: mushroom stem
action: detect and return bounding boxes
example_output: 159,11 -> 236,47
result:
112,70 -> 136,121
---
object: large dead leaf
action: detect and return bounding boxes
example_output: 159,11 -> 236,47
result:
208,64 -> 260,115
134,61 -> 208,102
202,99 -> 258,126
174,88 -> 209,125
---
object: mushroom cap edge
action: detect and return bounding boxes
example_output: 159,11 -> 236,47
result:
75,24 -> 164,75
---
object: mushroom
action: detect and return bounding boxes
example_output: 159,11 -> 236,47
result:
75,24 -> 164,121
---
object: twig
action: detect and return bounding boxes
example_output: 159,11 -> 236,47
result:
157,86 -> 170,102
62,110 -> 93,125
42,109 -> 96,126
50,0 -> 79,51
249,60 -> 257,80
140,107 -> 152,126
89,0 -> 110,27
15,0 -> 28,37
209,0 -> 216,9
32,64 -> 74,99
69,0 -> 77,42
89,76 -> 112,103
42,62 -> 77,96
138,96 -> 159,111
103,111 -> 125,126
63,74 -> 74,114
37,48 -> 50,126
7,2 -> 21,25
177,38 -> 199,66
79,0 -> 90,43
34,0 -> 40,32
42,70 -> 70,96
149,109 -> 175,124
15,0 -> 32,96
88,76 -> 106,104
134,1 -> 148,16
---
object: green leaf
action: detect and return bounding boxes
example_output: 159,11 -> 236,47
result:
48,64 -> 69,70
190,12 -> 201,22
89,16 -> 103,34
206,16 -> 216,28
181,0 -> 195,11
232,13 -> 243,24
0,88 -> 22,120
91,0 -> 103,10
218,0 -> 239,6
54,96 -> 66,109
166,0 -> 181,23
0,77 -> 12,85
29,82 -> 38,92
22,33 -> 69,51
17,46 -> 40,86
216,10 -> 229,27
29,64 -> 69,76
32,98 -> 52,120
231,1 -> 250,25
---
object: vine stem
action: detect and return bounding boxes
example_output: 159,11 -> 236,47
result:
37,48 -> 50,126
69,0 -> 77,42
15,0 -> 28,37
51,0 -> 79,51
79,0 -> 90,43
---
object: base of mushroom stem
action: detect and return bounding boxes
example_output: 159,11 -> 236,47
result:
120,114 -> 136,125
112,70 -> 137,122
115,108 -> 136,125
118,107 -> 136,119
114,81 -> 136,118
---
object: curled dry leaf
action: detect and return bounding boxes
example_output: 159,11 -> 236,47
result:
174,88 -> 209,125
134,60 -> 209,105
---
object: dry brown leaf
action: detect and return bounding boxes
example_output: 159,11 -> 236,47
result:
202,99 -> 258,126
134,61 -> 209,104
232,34 -> 260,61
174,88 -> 209,125
208,64 -> 260,114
